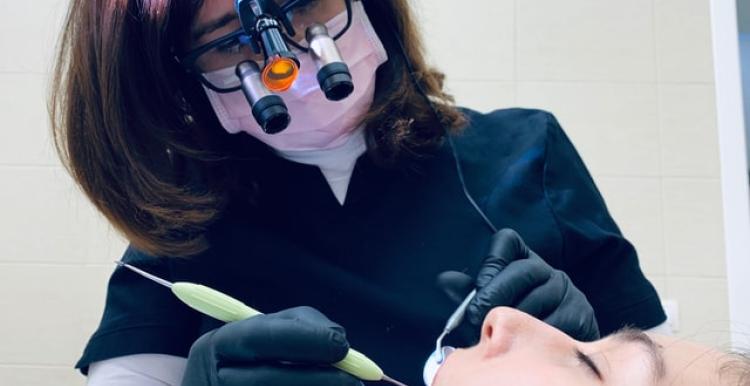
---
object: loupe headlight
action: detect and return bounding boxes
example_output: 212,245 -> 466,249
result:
254,17 -> 300,92
236,61 -> 291,134
306,23 -> 354,101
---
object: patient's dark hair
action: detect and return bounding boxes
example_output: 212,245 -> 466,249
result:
721,352 -> 750,386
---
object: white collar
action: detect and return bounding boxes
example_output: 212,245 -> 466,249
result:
276,129 -> 367,205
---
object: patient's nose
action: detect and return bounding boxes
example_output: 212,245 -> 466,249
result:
481,307 -> 575,357
480,307 -> 525,356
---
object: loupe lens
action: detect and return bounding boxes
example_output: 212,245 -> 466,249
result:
236,61 -> 291,134
252,95 -> 290,134
317,62 -> 354,101
306,23 -> 354,101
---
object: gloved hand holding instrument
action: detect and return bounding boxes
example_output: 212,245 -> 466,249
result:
438,229 -> 600,345
114,261 -> 409,386
182,306 -> 365,386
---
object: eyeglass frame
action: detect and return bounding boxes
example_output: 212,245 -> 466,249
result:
176,0 -> 354,93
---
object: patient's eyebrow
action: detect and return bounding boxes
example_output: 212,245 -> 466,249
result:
612,328 -> 666,382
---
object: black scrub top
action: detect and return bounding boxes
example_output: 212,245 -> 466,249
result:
76,108 -> 666,385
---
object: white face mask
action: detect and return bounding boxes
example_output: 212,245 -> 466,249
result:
203,1 -> 388,152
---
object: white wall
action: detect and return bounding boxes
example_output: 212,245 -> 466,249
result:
0,0 -> 731,385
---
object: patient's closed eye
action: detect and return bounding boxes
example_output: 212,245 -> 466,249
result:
576,349 -> 603,381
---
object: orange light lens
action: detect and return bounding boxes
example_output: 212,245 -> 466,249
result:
262,57 -> 299,92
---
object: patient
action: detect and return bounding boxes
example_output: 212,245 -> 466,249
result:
433,307 -> 749,386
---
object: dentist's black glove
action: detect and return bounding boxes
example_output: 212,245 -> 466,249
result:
181,306 -> 362,386
439,229 -> 600,342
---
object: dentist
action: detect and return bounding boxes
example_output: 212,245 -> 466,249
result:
50,0 -> 667,385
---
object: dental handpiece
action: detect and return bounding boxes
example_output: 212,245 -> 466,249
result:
114,261 -> 409,386
435,289 -> 477,363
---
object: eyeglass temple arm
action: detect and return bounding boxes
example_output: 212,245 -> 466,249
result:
280,0 -> 308,13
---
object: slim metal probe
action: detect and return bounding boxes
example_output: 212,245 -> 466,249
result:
382,374 -> 409,386
435,289 -> 477,363
115,260 -> 173,288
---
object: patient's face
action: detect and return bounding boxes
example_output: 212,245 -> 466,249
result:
433,307 -> 736,386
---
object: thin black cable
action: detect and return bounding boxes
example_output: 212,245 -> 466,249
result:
445,135 -> 499,234
389,20 -> 498,234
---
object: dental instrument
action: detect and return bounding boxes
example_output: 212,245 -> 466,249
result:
422,289 -> 477,386
435,289 -> 476,364
114,261 -> 408,386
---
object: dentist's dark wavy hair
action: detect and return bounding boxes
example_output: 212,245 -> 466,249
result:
50,0 -> 465,257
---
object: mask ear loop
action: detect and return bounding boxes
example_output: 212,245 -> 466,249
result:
388,10 -> 499,235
